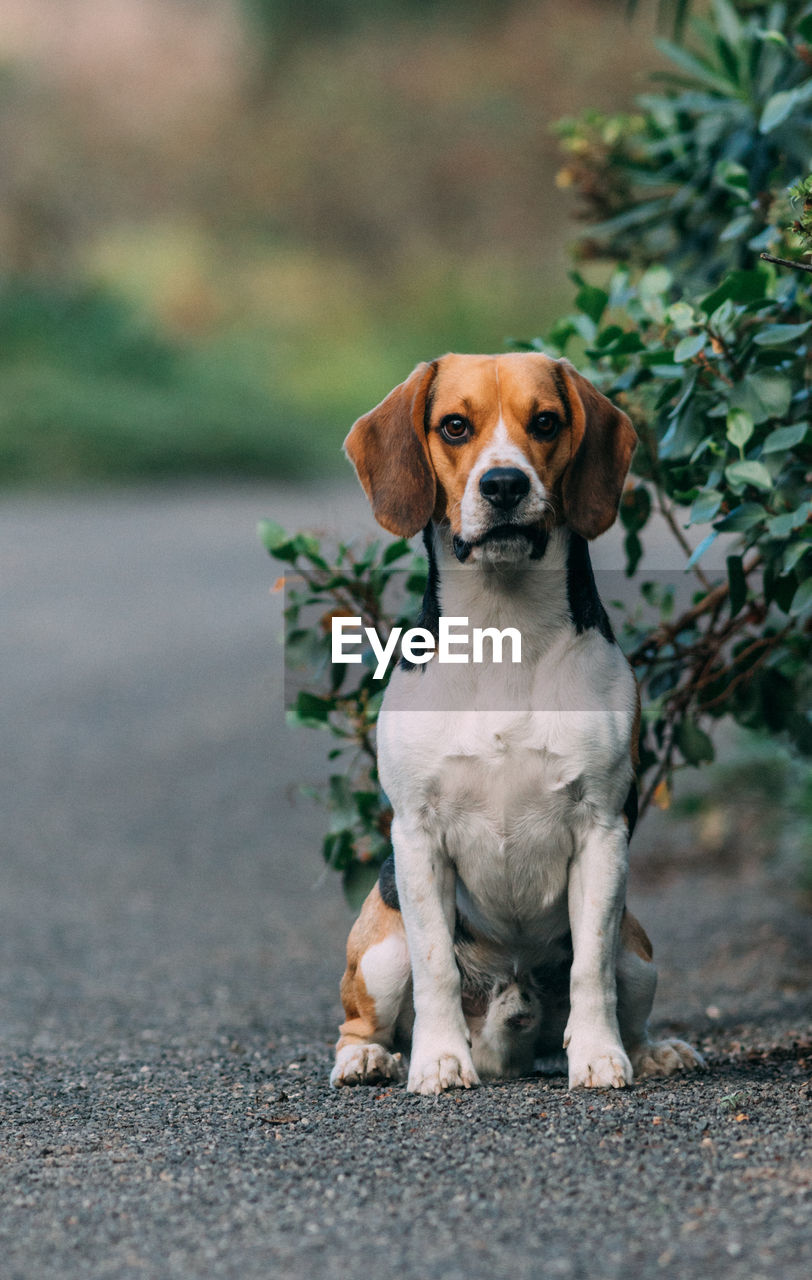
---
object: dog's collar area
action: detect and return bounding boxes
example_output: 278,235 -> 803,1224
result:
451,523 -> 550,564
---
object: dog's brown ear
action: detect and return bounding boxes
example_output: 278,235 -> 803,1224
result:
557,359 -> 637,540
344,361 -> 437,538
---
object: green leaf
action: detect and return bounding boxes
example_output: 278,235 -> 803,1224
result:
382,539 -> 412,565
327,775 -> 358,833
258,519 -> 300,563
653,38 -> 736,95
711,0 -> 743,47
257,518 -> 287,550
752,321 -> 812,346
757,29 -> 789,49
342,860 -> 382,911
686,530 -> 718,568
719,213 -> 753,244
701,270 -> 769,312
676,718 -> 715,766
659,405 -> 708,460
323,830 -> 353,871
714,503 -> 766,532
768,504 -> 811,537
289,691 -> 333,726
765,564 -> 798,613
624,530 -> 643,577
638,265 -> 672,302
789,578 -> 812,619
726,409 -> 754,450
689,489 -> 723,524
668,302 -> 696,332
760,80 -> 812,134
729,375 -> 792,426
674,333 -> 706,362
725,460 -> 773,493
575,283 -> 609,325
714,159 -> 748,193
762,423 -> 809,453
783,541 -> 810,573
619,484 -> 652,533
727,554 -> 747,618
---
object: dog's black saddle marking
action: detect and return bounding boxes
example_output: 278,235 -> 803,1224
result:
399,525 -> 441,673
624,781 -> 638,840
378,854 -> 400,910
566,532 -> 614,642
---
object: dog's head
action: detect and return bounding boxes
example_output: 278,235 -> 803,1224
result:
344,353 -> 636,561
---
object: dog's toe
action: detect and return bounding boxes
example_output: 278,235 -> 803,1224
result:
568,1042 -> 633,1090
632,1037 -> 706,1079
330,1044 -> 405,1088
408,1051 -> 479,1095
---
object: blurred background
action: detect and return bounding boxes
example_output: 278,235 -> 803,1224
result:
0,0 -> 664,486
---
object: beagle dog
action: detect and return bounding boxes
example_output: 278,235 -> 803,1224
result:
331,353 -> 703,1094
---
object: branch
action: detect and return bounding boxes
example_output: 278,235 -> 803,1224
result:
655,486 -> 713,590
760,253 -> 812,275
629,553 -> 762,666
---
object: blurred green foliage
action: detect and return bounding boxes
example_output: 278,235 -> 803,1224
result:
557,0 -> 812,280
0,0 -> 658,486
243,0 -> 507,48
0,281 -> 323,483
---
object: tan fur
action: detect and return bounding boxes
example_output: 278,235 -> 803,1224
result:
335,883 -> 406,1051
344,361 -> 437,538
556,359 -> 637,539
424,354 -> 575,533
621,908 -> 654,963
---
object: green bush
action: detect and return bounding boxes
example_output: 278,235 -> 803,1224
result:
558,0 -> 812,281
263,0 -> 812,902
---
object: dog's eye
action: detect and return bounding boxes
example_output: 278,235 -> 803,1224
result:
530,411 -> 562,441
440,415 -> 473,444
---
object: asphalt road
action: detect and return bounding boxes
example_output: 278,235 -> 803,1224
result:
0,484 -> 809,1280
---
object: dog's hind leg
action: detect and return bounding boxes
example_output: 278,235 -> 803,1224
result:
617,910 -> 705,1079
330,881 -> 412,1087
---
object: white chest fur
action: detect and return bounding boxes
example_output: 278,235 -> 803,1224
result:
376,527 -> 637,954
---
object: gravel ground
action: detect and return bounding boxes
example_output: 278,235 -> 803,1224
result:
0,484 -> 809,1280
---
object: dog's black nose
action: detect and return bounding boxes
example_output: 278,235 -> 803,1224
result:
479,467 -> 531,511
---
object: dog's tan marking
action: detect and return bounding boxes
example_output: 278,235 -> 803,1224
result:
344,361 -> 437,538
555,359 -> 637,539
424,354 -> 583,535
621,908 -> 654,963
335,882 -> 406,1051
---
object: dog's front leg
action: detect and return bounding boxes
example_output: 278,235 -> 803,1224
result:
392,816 -> 480,1095
564,821 -> 633,1089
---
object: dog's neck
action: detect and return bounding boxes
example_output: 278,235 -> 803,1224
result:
420,522 -> 614,653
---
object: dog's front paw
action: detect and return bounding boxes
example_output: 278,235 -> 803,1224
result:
407,1041 -> 480,1095
631,1037 -> 706,1079
567,1037 -> 633,1090
330,1043 -> 405,1088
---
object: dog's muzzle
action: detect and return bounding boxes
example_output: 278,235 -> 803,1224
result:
452,523 -> 549,564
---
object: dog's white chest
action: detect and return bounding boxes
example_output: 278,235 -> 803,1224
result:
378,627 -> 636,947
